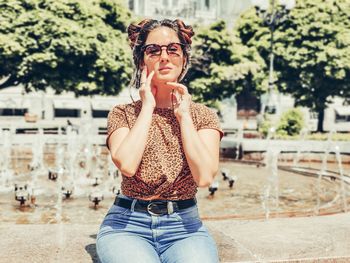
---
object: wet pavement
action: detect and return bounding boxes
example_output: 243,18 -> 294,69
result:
1,212 -> 350,262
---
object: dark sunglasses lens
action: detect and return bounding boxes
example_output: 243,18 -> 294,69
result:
144,43 -> 183,56
145,45 -> 161,55
167,43 -> 182,54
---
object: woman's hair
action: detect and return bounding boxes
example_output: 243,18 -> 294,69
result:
127,19 -> 194,90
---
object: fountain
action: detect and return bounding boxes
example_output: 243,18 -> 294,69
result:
262,146 -> 280,219
220,168 -> 236,188
14,183 -> 31,206
89,190 -> 104,207
55,143 -> 65,223
28,129 -> 45,171
315,129 -> 335,215
0,120 -> 348,225
335,145 -> 348,212
208,181 -> 219,196
61,183 -> 74,199
66,126 -> 78,194
0,129 -> 14,192
292,127 -> 308,167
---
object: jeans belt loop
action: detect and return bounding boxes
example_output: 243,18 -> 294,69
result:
167,201 -> 174,214
130,199 -> 137,212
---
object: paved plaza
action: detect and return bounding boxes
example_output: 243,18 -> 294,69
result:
1,212 -> 349,263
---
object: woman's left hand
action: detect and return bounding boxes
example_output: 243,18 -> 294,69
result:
167,82 -> 192,121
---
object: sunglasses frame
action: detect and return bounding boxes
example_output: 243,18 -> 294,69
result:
141,42 -> 185,57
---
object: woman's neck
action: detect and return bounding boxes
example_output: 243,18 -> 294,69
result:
153,83 -> 174,108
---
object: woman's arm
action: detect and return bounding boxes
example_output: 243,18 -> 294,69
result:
109,69 -> 156,177
108,105 -> 153,177
178,114 -> 221,187
167,82 -> 221,187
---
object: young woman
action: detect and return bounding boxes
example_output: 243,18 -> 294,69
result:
96,18 -> 223,263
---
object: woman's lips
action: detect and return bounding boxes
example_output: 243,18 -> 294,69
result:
159,67 -> 172,72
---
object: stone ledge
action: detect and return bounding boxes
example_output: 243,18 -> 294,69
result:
1,213 -> 350,263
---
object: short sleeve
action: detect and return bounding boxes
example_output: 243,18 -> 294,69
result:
106,104 -> 130,147
196,104 -> 224,140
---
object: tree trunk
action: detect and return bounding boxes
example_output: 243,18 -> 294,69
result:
317,108 -> 325,133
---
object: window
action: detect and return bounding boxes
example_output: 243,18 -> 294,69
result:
54,109 -> 81,118
92,110 -> 109,118
335,113 -> 350,123
0,108 -> 28,116
335,108 -> 350,123
236,90 -> 261,119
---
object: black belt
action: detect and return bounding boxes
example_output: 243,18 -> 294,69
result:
114,196 -> 196,216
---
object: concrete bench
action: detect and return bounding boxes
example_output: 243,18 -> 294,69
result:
1,213 -> 350,262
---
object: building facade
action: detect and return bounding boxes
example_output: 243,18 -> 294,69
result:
125,0 -> 251,27
0,86 -> 139,133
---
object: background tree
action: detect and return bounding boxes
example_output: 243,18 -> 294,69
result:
236,0 -> 350,132
0,0 -> 132,96
185,21 -> 265,108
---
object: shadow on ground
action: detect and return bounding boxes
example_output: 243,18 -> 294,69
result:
85,234 -> 99,263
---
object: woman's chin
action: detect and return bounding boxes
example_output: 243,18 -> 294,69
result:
154,75 -> 178,84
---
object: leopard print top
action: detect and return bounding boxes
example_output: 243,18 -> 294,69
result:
106,99 -> 223,200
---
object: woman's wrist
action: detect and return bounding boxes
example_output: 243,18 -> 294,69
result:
141,103 -> 155,113
177,111 -> 192,123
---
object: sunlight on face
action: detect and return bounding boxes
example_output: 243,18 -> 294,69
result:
143,27 -> 185,85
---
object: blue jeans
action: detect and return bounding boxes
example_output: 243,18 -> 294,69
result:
96,195 -> 219,263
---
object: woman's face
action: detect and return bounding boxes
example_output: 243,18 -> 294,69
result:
142,26 -> 185,85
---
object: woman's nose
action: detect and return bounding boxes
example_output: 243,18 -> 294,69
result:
159,47 -> 170,60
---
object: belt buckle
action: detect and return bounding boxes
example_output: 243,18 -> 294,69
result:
147,201 -> 166,216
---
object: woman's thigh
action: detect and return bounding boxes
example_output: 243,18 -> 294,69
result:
158,205 -> 219,263
160,235 -> 219,263
96,203 -> 159,263
96,233 -> 161,263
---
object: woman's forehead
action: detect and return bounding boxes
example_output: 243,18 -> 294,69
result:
145,27 -> 180,45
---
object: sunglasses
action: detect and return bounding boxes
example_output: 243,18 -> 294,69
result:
142,42 -> 185,57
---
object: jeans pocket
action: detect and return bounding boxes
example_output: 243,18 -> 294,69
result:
105,204 -> 131,219
172,205 -> 200,223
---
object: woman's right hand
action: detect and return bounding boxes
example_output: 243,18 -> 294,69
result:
139,67 -> 156,110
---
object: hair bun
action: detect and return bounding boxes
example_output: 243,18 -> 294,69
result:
175,19 -> 194,45
127,24 -> 141,49
127,19 -> 153,49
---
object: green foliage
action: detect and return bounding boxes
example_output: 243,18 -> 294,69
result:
276,108 -> 304,136
258,115 -> 272,137
236,0 -> 350,131
258,108 -> 305,137
306,132 -> 350,141
0,0 -> 132,96
186,20 -> 264,108
260,131 -> 350,141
